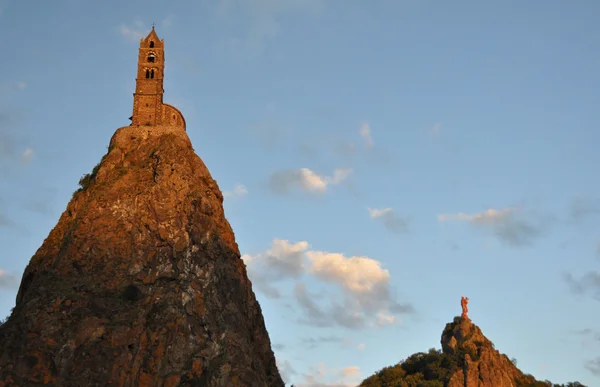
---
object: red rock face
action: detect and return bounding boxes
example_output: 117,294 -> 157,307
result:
442,317 -> 534,387
0,126 -> 284,387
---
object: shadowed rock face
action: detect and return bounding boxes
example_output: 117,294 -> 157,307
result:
0,125 -> 284,387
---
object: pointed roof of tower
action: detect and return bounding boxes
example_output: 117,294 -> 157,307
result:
141,26 -> 163,47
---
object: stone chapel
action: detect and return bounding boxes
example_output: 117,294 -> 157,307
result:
130,27 -> 186,129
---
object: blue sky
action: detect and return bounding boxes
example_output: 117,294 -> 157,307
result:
1,0 -> 600,385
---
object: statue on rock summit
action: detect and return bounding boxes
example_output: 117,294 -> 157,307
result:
461,296 -> 469,319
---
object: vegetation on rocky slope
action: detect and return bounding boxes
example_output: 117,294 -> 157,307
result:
360,348 -> 458,387
359,347 -> 586,387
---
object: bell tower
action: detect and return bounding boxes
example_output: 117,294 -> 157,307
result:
129,27 -> 186,130
132,27 -> 165,126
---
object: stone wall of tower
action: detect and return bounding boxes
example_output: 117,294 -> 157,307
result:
132,29 -> 165,127
130,28 -> 185,131
133,95 -> 162,127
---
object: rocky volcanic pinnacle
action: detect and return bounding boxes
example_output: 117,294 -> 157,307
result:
441,317 -> 530,387
359,316 -> 567,387
0,125 -> 285,387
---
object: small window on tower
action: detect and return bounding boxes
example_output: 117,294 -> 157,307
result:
151,69 -> 155,79
148,53 -> 155,63
150,41 -> 155,48
145,69 -> 150,79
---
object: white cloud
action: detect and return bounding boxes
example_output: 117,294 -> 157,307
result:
242,239 -> 309,298
276,358 -> 297,384
295,362 -> 362,387
356,343 -> 365,350
437,207 -> 548,247
367,208 -> 391,219
269,168 -> 352,195
375,312 -> 396,326
16,82 -> 26,90
244,239 -> 413,328
339,366 -> 360,379
331,168 -> 353,184
223,184 -> 248,199
20,147 -> 34,165
119,19 -> 146,42
437,208 -> 514,224
306,251 -> 390,296
367,207 -> 410,234
359,122 -> 374,148
261,239 -> 308,277
297,168 -> 328,193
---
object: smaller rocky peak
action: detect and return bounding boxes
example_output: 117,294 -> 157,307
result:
441,316 -> 491,356
359,297 -> 586,387
441,296 -> 489,356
